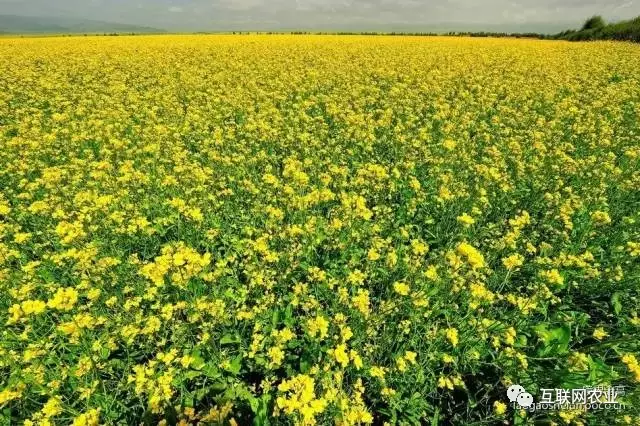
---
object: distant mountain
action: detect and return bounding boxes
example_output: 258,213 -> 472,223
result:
0,15 -> 164,34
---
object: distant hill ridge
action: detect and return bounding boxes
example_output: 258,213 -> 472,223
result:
0,15 -> 163,34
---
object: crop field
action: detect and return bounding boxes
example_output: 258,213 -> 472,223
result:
0,35 -> 639,425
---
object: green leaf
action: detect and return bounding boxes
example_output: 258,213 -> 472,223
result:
430,408 -> 440,426
611,292 -> 622,315
513,409 -> 526,425
99,347 -> 111,360
190,350 -> 205,370
220,334 -> 240,345
184,396 -> 194,408
514,335 -> 528,348
248,395 -> 259,413
284,304 -> 294,327
588,357 -> 619,383
551,325 -> 571,348
210,382 -> 227,392
227,354 -> 242,375
184,370 -> 202,380
202,363 -> 221,379
534,323 -> 571,356
38,268 -> 56,282
253,395 -> 272,426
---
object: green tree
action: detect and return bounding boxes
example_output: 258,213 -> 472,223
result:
582,15 -> 606,30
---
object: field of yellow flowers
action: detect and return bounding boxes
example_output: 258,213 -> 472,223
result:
0,35 -> 639,425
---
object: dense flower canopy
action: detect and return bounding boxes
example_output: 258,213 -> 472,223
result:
0,35 -> 639,425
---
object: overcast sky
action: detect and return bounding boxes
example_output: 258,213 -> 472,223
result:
1,0 -> 638,31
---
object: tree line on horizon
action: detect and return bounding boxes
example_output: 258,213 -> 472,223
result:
259,15 -> 640,42
553,15 -> 640,42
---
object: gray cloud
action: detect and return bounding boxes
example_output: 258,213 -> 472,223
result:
1,0 -> 638,31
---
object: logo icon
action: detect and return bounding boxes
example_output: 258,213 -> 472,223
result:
507,384 -> 534,408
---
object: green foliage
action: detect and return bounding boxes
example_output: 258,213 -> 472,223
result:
582,16 -> 606,31
555,15 -> 640,42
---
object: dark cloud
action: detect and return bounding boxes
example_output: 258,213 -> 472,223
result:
1,0 -> 638,31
